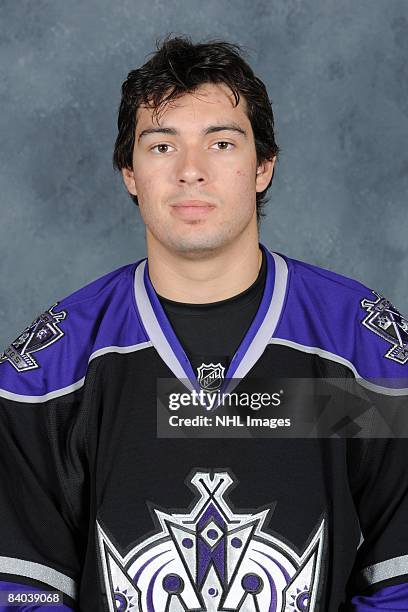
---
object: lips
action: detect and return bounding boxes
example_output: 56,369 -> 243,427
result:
171,199 -> 216,207
170,199 -> 216,220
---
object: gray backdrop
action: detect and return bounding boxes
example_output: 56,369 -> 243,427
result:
1,0 -> 407,349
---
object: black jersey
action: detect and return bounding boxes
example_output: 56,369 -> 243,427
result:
1,244 -> 408,611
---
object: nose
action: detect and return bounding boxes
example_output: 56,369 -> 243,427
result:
176,149 -> 208,186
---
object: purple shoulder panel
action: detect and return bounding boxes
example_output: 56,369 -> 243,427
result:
0,261 -> 149,399
351,581 -> 408,609
273,254 -> 408,384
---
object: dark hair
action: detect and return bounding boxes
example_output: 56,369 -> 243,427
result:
113,34 -> 280,220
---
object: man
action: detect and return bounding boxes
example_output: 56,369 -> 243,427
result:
0,35 -> 407,611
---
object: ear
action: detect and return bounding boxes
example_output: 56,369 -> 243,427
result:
121,166 -> 137,196
255,156 -> 277,192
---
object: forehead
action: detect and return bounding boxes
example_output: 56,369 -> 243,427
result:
135,82 -> 250,130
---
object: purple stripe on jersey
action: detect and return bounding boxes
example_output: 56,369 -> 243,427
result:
220,248 -> 288,400
142,261 -> 200,390
225,245 -> 275,381
351,581 -> 408,609
0,262 -> 150,398
0,580 -> 74,610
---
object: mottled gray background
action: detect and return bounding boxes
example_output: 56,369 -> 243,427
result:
0,0 -> 407,348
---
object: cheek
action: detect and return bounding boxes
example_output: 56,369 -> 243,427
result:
234,168 -> 254,184
233,169 -> 256,195
134,172 -> 161,202
235,162 -> 257,176
133,157 -> 163,191
135,174 -> 168,224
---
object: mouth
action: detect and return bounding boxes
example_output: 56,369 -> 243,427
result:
170,199 -> 216,219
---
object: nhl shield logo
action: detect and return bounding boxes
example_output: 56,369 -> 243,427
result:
197,362 -> 225,391
361,291 -> 408,365
97,469 -> 326,611
0,303 -> 67,372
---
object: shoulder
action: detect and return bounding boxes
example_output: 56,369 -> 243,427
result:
273,251 -> 408,385
0,261 -> 150,402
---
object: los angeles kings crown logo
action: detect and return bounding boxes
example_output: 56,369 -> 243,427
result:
97,470 -> 325,611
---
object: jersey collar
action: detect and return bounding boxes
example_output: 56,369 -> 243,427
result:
133,244 -> 288,395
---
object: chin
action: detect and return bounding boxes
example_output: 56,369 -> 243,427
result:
164,231 -> 233,255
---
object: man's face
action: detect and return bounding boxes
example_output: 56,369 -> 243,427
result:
122,82 -> 275,256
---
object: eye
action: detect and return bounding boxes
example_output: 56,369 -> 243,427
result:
212,141 -> 234,150
151,143 -> 174,154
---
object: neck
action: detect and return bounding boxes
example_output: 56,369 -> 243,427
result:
146,232 -> 262,304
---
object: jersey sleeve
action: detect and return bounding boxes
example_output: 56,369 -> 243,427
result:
346,436 -> 408,609
0,305 -> 90,611
344,290 -> 408,609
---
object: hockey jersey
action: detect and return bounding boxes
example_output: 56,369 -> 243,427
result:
0,244 -> 408,611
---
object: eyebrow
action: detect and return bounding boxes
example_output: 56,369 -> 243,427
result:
137,123 -> 247,142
